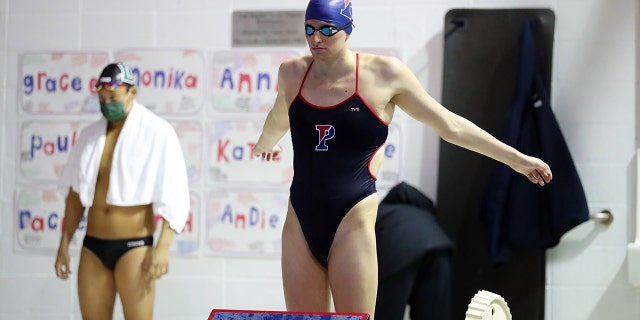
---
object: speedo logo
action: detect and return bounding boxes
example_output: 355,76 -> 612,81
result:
127,240 -> 145,247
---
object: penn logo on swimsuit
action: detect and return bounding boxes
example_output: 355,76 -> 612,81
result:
315,125 -> 335,151
126,240 -> 145,248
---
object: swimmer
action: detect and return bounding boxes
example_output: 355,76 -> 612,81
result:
54,63 -> 190,320
253,1 -> 552,318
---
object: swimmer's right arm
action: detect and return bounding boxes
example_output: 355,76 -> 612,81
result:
253,63 -> 292,160
54,189 -> 85,280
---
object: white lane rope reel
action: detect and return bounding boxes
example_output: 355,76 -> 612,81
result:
465,290 -> 512,320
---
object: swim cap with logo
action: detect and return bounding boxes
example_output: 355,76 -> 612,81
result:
305,0 -> 354,35
98,62 -> 136,86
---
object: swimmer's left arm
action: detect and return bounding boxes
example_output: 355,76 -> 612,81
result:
389,57 -> 552,186
155,217 -> 174,251
145,218 -> 173,279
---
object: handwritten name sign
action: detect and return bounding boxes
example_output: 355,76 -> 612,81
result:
116,49 -> 205,114
19,120 -> 93,182
15,188 -> 86,252
205,190 -> 288,256
170,120 -> 203,184
207,119 -> 293,186
20,52 -> 108,114
211,50 -> 298,113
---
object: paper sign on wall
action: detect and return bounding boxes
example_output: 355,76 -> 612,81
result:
205,190 -> 288,256
19,120 -> 93,182
207,119 -> 293,186
211,50 -> 298,113
15,188 -> 86,252
20,52 -> 108,114
170,120 -> 203,184
116,49 -> 205,114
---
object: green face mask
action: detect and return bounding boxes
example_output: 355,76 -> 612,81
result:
100,92 -> 130,122
100,101 -> 126,122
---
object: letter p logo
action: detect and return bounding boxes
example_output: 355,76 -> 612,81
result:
315,125 -> 335,151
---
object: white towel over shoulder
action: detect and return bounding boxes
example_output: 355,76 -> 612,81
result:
59,101 -> 190,233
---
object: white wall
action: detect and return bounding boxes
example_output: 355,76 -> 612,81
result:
544,0 -> 640,319
0,0 -> 638,319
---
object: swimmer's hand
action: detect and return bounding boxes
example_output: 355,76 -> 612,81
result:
54,246 -> 72,280
253,145 -> 282,162
513,155 -> 553,186
143,246 -> 170,280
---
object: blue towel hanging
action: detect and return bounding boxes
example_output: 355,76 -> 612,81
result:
480,19 -> 590,265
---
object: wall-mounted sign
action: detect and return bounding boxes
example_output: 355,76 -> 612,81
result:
211,50 -> 298,113
205,190 -> 288,257
169,120 -> 203,185
115,49 -> 206,114
14,187 -> 85,253
20,52 -> 108,114
19,120 -> 93,182
207,119 -> 293,187
232,11 -> 306,47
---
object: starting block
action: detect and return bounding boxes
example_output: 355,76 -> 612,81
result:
208,310 -> 370,320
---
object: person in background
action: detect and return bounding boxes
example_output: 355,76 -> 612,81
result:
252,0 -> 552,318
54,62 -> 190,320
375,181 -> 453,320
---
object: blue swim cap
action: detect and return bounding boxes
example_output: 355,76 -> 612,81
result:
305,0 -> 354,35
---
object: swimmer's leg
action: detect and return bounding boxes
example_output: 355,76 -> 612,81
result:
115,245 -> 155,320
281,201 -> 332,312
328,194 -> 379,319
78,246 -> 117,320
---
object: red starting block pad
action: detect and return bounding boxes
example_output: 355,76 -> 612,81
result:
208,309 -> 370,320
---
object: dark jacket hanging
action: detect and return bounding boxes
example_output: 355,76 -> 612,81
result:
481,19 -> 590,265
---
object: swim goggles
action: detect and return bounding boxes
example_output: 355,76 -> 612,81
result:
95,81 -> 129,91
305,22 -> 352,37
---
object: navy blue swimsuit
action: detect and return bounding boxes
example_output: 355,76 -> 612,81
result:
288,54 -> 389,264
